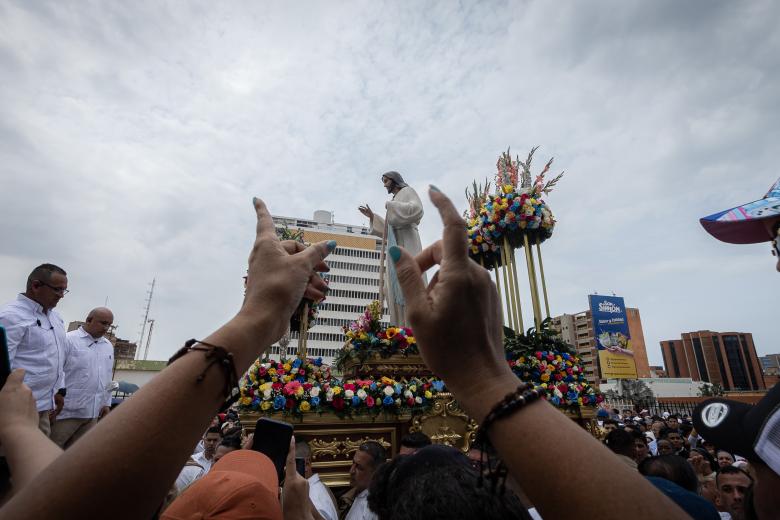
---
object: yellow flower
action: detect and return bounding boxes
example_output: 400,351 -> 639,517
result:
425,390 -> 432,399
284,375 -> 292,383
240,396 -> 252,405
381,376 -> 394,386
502,184 -> 513,194
409,384 -> 417,392
333,387 -> 342,395
259,382 -> 272,392
540,373 -> 550,382
268,368 -> 277,376
296,386 -> 304,396
518,356 -> 525,363
407,337 -> 416,345
261,401 -> 272,411
283,364 -> 292,372
300,401 -> 311,412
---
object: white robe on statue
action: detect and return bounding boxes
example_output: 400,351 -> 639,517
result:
370,186 -> 426,327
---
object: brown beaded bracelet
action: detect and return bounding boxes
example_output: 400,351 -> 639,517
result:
474,383 -> 542,493
168,339 -> 239,400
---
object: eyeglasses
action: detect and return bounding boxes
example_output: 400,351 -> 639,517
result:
35,280 -> 69,295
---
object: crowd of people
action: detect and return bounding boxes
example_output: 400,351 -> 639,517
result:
0,187 -> 778,519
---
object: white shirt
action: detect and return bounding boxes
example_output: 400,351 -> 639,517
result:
0,294 -> 67,411
192,451 -> 213,473
308,473 -> 338,520
174,459 -> 205,494
58,327 -> 114,420
345,489 -> 377,520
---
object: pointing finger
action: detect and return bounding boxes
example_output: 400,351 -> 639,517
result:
253,197 -> 278,241
428,187 -> 468,266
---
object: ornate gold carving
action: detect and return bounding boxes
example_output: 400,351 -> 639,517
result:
309,438 -> 342,460
342,436 -> 392,458
410,393 -> 478,453
429,425 -> 462,446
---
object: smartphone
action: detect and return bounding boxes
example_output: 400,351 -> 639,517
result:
295,457 -> 306,477
0,326 -> 11,390
251,418 -> 294,484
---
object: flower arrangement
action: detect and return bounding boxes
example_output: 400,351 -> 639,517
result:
468,147 -> 563,255
335,301 -> 418,370
503,319 -> 604,410
238,356 -> 443,417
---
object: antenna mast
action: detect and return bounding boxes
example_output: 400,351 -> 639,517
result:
137,278 -> 155,359
143,319 -> 155,360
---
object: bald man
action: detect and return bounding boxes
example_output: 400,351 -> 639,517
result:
50,307 -> 115,449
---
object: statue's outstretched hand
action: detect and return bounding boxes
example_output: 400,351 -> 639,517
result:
389,187 -> 513,419
358,204 -> 373,219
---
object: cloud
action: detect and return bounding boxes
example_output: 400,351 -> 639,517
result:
1,0 -> 777,367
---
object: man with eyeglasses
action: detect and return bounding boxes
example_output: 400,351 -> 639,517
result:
50,307 -> 115,448
0,263 -> 70,436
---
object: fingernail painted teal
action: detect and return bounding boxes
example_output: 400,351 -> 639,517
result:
253,197 -> 258,204
327,240 -> 337,251
429,185 -> 441,192
388,246 -> 401,262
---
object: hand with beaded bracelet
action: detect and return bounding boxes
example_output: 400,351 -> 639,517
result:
0,198 -> 336,520
389,186 -> 689,520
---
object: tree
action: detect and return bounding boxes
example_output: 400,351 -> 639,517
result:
698,382 -> 725,397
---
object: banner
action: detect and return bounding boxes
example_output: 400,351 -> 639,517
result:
588,295 -> 638,379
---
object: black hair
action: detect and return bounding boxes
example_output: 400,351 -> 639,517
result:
659,427 -> 682,440
368,446 -> 529,520
219,434 -> 242,450
605,429 -> 635,457
205,426 -> 222,437
716,465 -> 754,487
26,263 -> 66,291
400,432 -> 432,450
358,441 -> 387,469
638,455 -> 698,493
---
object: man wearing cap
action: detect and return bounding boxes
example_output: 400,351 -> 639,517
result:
358,172 -> 425,327
693,384 -> 780,519
50,307 -> 115,448
700,177 -> 780,272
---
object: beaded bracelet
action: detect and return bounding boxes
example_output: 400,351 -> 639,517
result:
474,383 -> 542,493
168,339 -> 239,401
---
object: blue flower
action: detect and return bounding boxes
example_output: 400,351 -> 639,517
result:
273,395 -> 286,410
551,396 -> 561,406
382,396 -> 394,406
311,396 -> 320,406
352,396 -> 360,406
432,380 -> 445,392
292,358 -> 302,369
314,357 -> 322,367
394,384 -> 403,395
370,383 -> 377,391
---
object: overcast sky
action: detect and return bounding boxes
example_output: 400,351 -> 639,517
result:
1,1 -> 777,367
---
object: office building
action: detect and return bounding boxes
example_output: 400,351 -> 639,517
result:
269,211 -> 388,365
551,305 -> 652,387
660,331 -> 765,391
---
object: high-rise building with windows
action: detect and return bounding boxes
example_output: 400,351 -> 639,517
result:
660,331 -> 765,391
268,211 -> 388,366
551,306 -> 651,387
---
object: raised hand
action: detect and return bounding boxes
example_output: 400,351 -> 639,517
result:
358,205 -> 373,219
241,198 -> 335,343
388,186 -> 512,418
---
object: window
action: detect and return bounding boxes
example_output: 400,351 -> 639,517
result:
668,342 -> 681,376
739,335 -> 758,390
691,337 -> 709,382
712,336 -> 729,386
723,335 -> 748,390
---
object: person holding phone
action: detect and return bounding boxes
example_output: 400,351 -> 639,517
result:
0,263 -> 70,437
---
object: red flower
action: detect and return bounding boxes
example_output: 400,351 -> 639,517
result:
258,367 -> 267,376
272,382 -> 282,390
554,373 -> 563,381
582,396 -> 590,405
298,369 -> 306,375
303,383 -> 312,391
285,398 -> 295,410
344,383 -> 356,391
406,397 -> 415,406
535,352 -> 543,360
366,396 -> 375,407
333,397 -> 345,411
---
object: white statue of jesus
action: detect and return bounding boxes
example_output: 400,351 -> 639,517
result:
358,171 -> 426,327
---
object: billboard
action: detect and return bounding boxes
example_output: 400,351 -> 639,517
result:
588,295 -> 638,379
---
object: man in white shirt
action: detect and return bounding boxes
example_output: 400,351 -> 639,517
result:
0,263 -> 69,437
296,441 -> 338,520
173,427 -> 222,494
342,441 -> 386,520
50,307 -> 115,448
